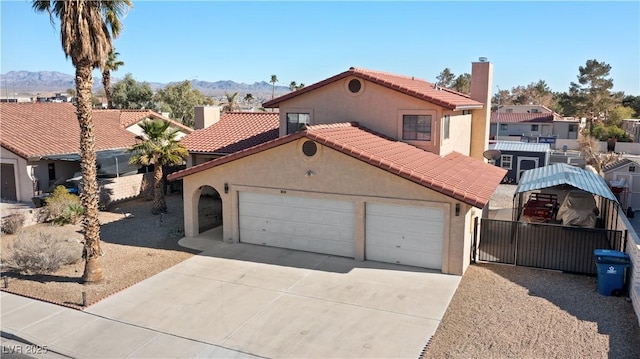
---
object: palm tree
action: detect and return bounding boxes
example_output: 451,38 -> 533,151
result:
32,0 -> 132,283
289,81 -> 297,92
221,92 -> 240,113
270,74 -> 278,100
102,50 -> 124,109
244,93 -> 254,102
128,120 -> 188,214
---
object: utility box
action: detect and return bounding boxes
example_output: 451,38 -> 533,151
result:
594,249 -> 631,296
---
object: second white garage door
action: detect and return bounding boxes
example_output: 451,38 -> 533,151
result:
239,192 -> 355,257
366,203 -> 444,269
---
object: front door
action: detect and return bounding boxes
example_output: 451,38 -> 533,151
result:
517,157 -> 539,183
1,163 -> 17,201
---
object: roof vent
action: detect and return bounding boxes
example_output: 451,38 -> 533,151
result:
479,57 -> 488,62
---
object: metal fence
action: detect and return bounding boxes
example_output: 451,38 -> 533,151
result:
473,218 -> 625,275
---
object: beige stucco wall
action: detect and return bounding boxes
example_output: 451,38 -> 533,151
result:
180,138 -> 477,275
440,112 -> 472,156
1,147 -> 34,203
276,77 -> 474,156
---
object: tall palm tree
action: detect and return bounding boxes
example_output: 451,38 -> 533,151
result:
221,92 -> 240,113
102,50 -> 124,109
32,0 -> 132,283
128,120 -> 188,214
244,93 -> 254,102
270,74 -> 278,100
289,81 -> 297,92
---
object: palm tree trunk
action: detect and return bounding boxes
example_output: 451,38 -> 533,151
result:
102,69 -> 112,109
152,162 -> 166,214
77,61 -> 103,283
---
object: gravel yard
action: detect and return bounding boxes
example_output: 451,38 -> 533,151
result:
425,185 -> 640,358
0,194 -> 211,307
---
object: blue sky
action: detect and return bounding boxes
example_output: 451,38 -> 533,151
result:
1,1 -> 639,95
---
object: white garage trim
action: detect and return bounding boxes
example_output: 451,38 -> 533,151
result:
239,192 -> 355,257
366,202 -> 444,269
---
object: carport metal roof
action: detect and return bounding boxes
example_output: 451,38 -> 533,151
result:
515,163 -> 618,203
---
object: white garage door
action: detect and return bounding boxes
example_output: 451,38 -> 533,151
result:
366,203 -> 444,269
239,192 -> 355,257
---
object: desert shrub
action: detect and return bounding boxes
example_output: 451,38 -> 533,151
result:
8,233 -> 82,274
42,186 -> 83,225
1,213 -> 25,234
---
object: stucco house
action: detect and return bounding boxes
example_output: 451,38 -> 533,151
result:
180,107 -> 279,167
0,102 -> 192,204
168,60 -> 506,275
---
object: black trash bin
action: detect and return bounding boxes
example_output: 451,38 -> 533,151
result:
594,249 -> 631,296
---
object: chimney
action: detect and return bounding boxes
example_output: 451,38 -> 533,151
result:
194,106 -> 221,130
469,57 -> 493,161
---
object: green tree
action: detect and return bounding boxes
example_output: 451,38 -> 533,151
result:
270,74 -> 278,99
622,95 -> 640,117
569,59 -> 618,136
102,50 -> 124,109
607,106 -> 636,127
244,93 -> 254,102
154,80 -> 214,128
451,73 -> 471,94
436,68 -> 455,88
32,0 -> 132,283
128,120 -> 188,214
221,92 -> 240,113
65,88 -> 76,97
289,81 -> 297,92
111,73 -> 154,109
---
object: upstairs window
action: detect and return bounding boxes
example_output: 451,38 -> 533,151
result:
286,113 -> 310,134
506,109 -> 513,113
500,124 -> 508,131
403,115 -> 432,141
569,124 -> 578,132
531,124 -> 539,131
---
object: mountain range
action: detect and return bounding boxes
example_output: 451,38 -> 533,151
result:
0,71 -> 291,98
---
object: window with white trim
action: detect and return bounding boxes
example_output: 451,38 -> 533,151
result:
500,155 -> 513,170
403,115 -> 432,141
531,124 -> 539,131
286,113 -> 310,134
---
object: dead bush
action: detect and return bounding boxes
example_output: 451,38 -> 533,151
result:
8,232 -> 83,274
41,186 -> 83,225
1,213 -> 25,234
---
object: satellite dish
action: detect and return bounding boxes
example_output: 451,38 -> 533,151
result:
483,149 -> 502,161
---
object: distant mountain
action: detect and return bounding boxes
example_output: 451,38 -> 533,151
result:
0,71 -> 290,98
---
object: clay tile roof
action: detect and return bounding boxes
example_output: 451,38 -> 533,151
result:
490,112 -> 555,124
95,108 -> 193,134
180,112 -> 280,154
2,102 -> 145,159
263,67 -> 484,111
169,122 -> 506,208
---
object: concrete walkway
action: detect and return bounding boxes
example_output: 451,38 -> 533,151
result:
2,228 -> 461,358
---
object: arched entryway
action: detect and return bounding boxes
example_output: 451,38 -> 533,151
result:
197,185 -> 223,234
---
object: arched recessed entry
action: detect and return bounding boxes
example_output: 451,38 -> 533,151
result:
197,185 -> 223,234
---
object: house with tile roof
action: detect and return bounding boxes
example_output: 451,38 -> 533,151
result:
180,107 -> 279,166
168,60 -> 506,275
491,105 -> 581,144
0,102 -> 192,203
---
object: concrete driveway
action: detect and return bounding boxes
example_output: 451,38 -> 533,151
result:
86,228 -> 461,358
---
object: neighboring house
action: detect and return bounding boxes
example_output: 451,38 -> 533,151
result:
168,60 -> 507,275
180,107 -> 279,167
621,119 -> 640,142
603,158 -> 640,211
552,117 -> 581,140
490,141 -> 551,183
0,102 -> 192,204
490,112 -> 556,140
497,104 -> 556,114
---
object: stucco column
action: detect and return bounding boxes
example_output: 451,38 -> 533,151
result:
183,180 -> 199,237
469,60 -> 493,161
354,200 -> 365,261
